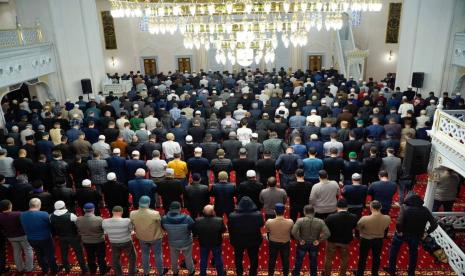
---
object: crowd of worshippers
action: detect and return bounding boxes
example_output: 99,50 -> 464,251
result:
0,67 -> 460,276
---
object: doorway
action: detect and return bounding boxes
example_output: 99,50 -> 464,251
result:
177,57 -> 191,73
308,55 -> 323,71
143,58 -> 157,76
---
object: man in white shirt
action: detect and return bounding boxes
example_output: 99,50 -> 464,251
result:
144,111 -> 159,131
328,81 -> 338,97
398,97 -> 414,118
275,102 -> 289,119
162,133 -> 181,160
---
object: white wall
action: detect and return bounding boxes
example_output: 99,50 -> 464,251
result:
0,1 -> 16,29
352,0 -> 401,81
395,0 -> 464,95
15,0 -> 107,101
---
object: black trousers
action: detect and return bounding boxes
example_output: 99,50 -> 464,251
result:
290,205 -> 304,222
268,241 -> 290,276
233,244 -> 260,276
83,242 -> 108,274
356,238 -> 383,276
0,232 -> 6,273
59,236 -> 87,272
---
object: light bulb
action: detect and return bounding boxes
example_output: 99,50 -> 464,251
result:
226,2 -> 234,14
189,6 -> 196,16
208,4 -> 215,15
264,2 -> 272,14
301,2 -> 308,12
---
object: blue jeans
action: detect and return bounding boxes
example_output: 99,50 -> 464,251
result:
388,233 -> 420,276
139,239 -> 163,276
280,173 -> 295,190
200,246 -> 224,276
292,241 -> 319,276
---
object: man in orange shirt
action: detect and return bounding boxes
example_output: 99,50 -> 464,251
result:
167,152 -> 188,186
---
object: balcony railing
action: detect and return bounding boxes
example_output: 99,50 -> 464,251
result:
0,22 -> 45,48
430,226 -> 465,275
431,108 -> 465,154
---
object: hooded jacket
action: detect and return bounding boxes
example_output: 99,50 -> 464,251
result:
161,210 -> 194,248
228,196 -> 264,248
396,193 -> 438,237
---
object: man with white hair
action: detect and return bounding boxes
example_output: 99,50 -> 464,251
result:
92,135 -> 111,159
69,104 -> 84,120
50,200 -> 87,273
20,198 -> 60,274
128,168 -> 157,209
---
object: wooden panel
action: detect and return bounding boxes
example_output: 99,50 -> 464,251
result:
308,55 -> 322,71
177,58 -> 191,73
385,3 -> 402,44
143,58 -> 157,75
101,11 -> 117,49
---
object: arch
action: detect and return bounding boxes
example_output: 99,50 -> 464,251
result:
454,74 -> 465,94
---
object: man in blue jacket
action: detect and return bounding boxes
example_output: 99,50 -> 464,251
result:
161,201 -> 195,276
228,196 -> 264,276
128,168 -> 157,209
20,198 -> 59,274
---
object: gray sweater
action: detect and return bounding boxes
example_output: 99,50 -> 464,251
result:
259,187 -> 287,215
309,180 -> 340,214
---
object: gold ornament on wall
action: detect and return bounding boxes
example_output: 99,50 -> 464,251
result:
101,11 -> 117,50
385,3 -> 402,44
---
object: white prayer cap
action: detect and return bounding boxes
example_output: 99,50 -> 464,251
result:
82,179 -> 92,187
246,170 -> 256,177
107,172 -> 116,181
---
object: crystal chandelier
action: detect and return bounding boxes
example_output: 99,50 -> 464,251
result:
110,0 -> 382,66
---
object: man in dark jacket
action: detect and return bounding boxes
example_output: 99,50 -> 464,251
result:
187,148 -> 210,186
237,170 -> 264,209
157,169 -> 184,213
233,148 -> 256,185
275,147 -> 303,189
184,174 -> 210,218
193,205 -> 226,276
324,199 -> 358,276
51,180 -> 76,213
28,180 -> 54,213
76,179 -> 101,216
102,172 -> 129,217
199,134 -> 220,162
161,201 -> 195,276
323,147 -> 344,183
125,151 -> 147,182
287,169 -> 313,221
49,151 -> 71,188
362,147 -> 383,185
222,132 -> 242,160
210,171 -> 236,218
228,196 -> 264,276
50,201 -> 87,273
106,148 -> 127,184
388,193 -> 438,276
10,175 -> 32,211
255,150 -> 276,187
128,168 -> 157,209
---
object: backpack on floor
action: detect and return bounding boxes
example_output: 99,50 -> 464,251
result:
421,235 -> 448,264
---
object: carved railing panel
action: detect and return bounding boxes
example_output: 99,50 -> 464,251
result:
430,226 -> 465,275
433,212 -> 465,229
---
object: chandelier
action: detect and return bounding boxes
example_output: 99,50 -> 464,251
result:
110,0 -> 382,66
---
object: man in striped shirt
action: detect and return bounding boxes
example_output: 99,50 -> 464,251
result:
102,206 -> 137,276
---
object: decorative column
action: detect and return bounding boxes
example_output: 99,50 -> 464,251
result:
290,46 -> 303,71
194,47 -> 208,72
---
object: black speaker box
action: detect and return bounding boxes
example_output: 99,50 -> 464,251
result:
412,72 -> 424,88
81,78 -> 93,94
402,139 -> 431,175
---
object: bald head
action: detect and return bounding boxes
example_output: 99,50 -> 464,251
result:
203,204 -> 215,216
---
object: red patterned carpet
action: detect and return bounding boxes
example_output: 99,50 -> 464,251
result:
3,174 -> 462,275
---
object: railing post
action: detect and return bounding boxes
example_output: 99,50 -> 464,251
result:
16,22 -> 25,46
35,20 -> 44,43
